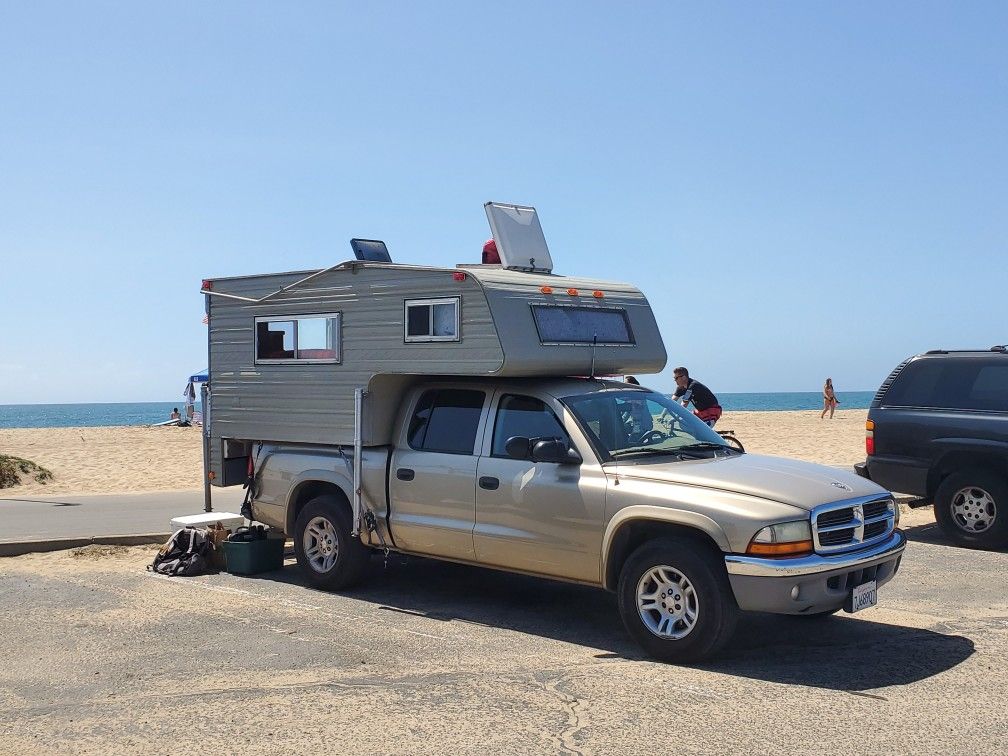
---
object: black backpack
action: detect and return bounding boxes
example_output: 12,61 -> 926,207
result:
149,527 -> 213,576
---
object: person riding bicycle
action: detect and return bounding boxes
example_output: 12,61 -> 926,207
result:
672,366 -> 722,427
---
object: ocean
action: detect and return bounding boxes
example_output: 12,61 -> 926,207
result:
0,392 -> 875,429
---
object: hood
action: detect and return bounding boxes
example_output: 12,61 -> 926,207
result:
613,453 -> 888,512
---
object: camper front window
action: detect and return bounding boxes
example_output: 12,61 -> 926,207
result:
404,297 -> 459,342
255,314 -> 341,363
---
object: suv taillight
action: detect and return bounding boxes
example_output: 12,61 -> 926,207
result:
866,419 -> 875,456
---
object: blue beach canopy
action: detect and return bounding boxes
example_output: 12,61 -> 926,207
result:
188,369 -> 209,383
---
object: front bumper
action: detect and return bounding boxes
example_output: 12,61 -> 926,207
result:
724,530 -> 906,614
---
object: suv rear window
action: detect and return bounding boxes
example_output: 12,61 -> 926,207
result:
883,360 -> 1008,411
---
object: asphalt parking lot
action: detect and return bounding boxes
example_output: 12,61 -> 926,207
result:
1,508 -> 1005,755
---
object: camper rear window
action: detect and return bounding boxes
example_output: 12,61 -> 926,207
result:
531,305 -> 634,345
255,314 -> 341,363
404,297 -> 459,342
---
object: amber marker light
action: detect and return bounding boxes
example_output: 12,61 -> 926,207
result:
540,286 -> 554,294
592,290 -> 604,298
567,288 -> 579,296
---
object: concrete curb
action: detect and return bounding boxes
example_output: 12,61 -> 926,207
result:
0,533 -> 170,558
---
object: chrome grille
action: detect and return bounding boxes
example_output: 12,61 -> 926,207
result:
812,495 -> 896,554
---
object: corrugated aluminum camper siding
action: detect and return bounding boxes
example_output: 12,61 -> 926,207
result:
208,267 -> 504,472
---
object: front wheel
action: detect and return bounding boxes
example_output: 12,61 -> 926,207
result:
933,469 -> 1008,549
617,537 -> 738,663
293,495 -> 371,590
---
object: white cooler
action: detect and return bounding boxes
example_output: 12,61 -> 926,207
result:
170,512 -> 247,532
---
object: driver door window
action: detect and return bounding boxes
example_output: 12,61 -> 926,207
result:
491,395 -> 570,457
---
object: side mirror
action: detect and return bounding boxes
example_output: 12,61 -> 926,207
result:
504,436 -> 532,460
531,437 -> 582,465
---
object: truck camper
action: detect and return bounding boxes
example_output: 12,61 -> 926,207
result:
200,202 -> 905,662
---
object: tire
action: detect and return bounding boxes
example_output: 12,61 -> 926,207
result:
933,469 -> 1008,549
719,433 -> 745,453
293,495 -> 371,590
617,537 -> 738,663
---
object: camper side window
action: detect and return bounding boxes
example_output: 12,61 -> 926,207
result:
255,314 -> 341,363
407,389 -> 485,454
404,298 -> 459,342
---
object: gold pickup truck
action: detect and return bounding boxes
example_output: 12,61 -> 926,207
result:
247,377 -> 906,662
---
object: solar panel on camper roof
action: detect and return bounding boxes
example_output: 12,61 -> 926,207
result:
350,238 -> 392,263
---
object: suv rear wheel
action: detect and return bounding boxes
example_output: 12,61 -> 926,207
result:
934,469 -> 1008,549
617,537 -> 738,663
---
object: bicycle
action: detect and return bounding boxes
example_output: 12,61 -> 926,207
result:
652,409 -> 745,453
715,429 -> 745,452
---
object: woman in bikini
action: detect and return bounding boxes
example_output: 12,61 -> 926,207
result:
821,378 -> 839,419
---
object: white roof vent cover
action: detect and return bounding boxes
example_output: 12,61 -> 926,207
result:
484,201 -> 553,273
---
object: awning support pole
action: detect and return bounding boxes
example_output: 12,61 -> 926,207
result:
351,387 -> 364,536
201,382 -> 212,513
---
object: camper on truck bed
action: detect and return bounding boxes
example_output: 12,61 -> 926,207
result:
200,202 -> 906,662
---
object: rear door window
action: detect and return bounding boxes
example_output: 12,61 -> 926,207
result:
963,365 -> 1008,411
407,389 -> 485,454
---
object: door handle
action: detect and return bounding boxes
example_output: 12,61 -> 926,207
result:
479,476 -> 499,490
396,468 -> 415,481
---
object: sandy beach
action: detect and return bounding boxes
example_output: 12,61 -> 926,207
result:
0,410 -> 868,497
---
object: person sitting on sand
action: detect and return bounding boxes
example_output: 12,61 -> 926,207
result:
672,366 -> 722,427
821,378 -> 839,419
170,408 -> 180,421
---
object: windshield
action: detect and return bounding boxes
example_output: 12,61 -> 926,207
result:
561,389 -> 729,461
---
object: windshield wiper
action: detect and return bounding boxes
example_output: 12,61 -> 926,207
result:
674,441 -> 737,455
610,447 -> 681,459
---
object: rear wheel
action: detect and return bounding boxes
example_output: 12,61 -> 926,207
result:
617,537 -> 738,663
293,495 -> 371,589
933,469 -> 1008,549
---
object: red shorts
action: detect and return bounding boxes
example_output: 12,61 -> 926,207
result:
694,406 -> 722,427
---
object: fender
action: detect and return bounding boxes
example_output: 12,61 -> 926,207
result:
283,467 -> 354,534
600,505 -> 731,583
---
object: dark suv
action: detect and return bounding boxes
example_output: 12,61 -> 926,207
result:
856,347 -> 1008,548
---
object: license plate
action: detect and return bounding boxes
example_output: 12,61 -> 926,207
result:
846,580 -> 878,613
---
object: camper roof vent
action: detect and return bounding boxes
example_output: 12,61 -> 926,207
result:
484,201 -> 553,274
350,239 -> 392,263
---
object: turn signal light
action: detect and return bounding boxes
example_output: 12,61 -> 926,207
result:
746,540 -> 814,557
567,288 -> 579,296
866,419 -> 875,456
540,286 -> 554,294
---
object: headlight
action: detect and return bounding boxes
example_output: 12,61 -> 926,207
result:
746,519 -> 814,557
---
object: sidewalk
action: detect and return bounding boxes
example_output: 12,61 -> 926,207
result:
0,488 -> 246,555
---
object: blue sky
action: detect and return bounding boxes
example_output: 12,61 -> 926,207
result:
1,2 -> 1005,403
